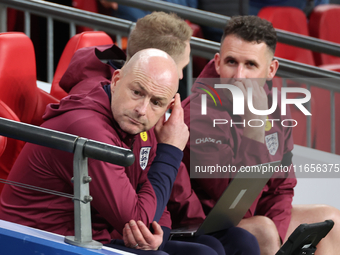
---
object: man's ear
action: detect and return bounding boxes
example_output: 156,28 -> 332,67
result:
214,53 -> 221,75
111,69 -> 121,92
166,97 -> 176,111
267,59 -> 279,80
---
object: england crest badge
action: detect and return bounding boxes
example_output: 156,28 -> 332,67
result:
140,147 -> 151,170
265,132 -> 279,156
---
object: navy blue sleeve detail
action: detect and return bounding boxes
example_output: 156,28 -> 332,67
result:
148,143 -> 183,222
158,226 -> 171,251
103,84 -> 111,102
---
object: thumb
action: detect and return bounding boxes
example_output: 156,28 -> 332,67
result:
169,93 -> 182,118
152,221 -> 163,236
167,94 -> 183,125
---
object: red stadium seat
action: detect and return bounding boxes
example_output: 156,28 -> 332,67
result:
0,100 -> 25,194
258,6 -> 315,65
50,31 -> 114,100
7,8 -> 23,32
258,7 -> 325,148
0,32 -> 59,126
281,84 -> 317,148
185,20 -> 209,77
309,4 -> 340,66
278,81 -> 330,151
0,135 -> 6,158
314,64 -> 340,154
72,0 -> 98,13
0,33 -> 57,191
186,20 -> 204,40
71,0 -> 115,32
285,63 -> 340,154
309,86 -> 331,152
72,0 -> 98,33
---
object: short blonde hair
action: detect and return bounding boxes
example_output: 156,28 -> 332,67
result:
127,12 -> 192,61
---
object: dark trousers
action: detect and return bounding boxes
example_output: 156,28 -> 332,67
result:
172,226 -> 260,255
211,226 -> 260,255
106,226 -> 259,255
106,234 -> 224,255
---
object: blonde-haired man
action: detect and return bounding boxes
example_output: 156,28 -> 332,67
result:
127,12 -> 191,80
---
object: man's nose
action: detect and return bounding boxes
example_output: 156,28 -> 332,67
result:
233,65 -> 244,79
135,99 -> 148,115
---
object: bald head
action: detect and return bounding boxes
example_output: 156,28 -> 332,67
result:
110,48 -> 179,134
122,48 -> 179,91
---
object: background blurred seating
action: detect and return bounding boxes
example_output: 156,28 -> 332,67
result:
0,100 -> 25,194
249,0 -> 329,16
197,0 -> 248,42
50,31 -> 114,100
258,7 -> 318,148
0,32 -> 59,125
0,32 -> 59,191
258,6 -> 315,65
309,4 -> 340,65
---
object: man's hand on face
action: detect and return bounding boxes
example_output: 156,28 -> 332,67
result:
154,93 -> 189,151
234,79 -> 268,143
123,220 -> 163,250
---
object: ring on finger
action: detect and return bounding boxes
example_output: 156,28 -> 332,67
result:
132,243 -> 139,248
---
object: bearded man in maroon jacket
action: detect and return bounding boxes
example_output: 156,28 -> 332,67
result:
169,15 -> 340,255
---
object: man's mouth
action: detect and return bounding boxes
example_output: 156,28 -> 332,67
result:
128,116 -> 143,126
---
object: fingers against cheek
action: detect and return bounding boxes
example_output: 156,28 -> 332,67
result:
170,94 -> 182,115
234,81 -> 247,95
167,96 -> 175,111
172,104 -> 184,121
174,93 -> 180,104
168,94 -> 178,111
168,104 -> 184,124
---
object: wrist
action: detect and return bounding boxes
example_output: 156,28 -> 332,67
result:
243,126 -> 265,143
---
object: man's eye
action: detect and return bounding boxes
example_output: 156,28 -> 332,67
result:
152,100 -> 160,106
133,90 -> 140,95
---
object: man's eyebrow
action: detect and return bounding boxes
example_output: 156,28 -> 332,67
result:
224,56 -> 235,61
224,56 -> 259,66
246,59 -> 260,67
135,82 -> 168,102
135,82 -> 147,92
153,96 -> 168,103
223,56 -> 237,64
